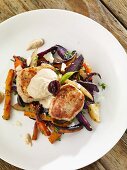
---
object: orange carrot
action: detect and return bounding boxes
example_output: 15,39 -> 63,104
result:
37,120 -> 51,136
13,56 -> 23,69
48,131 -> 62,144
24,111 -> 53,122
2,69 -> 15,120
24,111 -> 36,119
41,114 -> 53,121
32,122 -> 39,140
83,63 -> 92,74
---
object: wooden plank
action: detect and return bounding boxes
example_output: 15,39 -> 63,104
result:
0,159 -> 22,170
0,0 -> 127,170
101,0 -> 127,29
81,0 -> 127,51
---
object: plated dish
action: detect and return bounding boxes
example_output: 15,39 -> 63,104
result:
0,9 -> 127,170
2,42 -> 104,144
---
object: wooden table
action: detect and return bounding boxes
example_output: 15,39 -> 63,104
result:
0,0 -> 127,170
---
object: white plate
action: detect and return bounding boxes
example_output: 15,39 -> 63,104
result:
0,9 -> 127,170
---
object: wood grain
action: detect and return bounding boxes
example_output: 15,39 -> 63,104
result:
0,159 -> 22,170
101,0 -> 127,29
81,0 -> 127,51
0,0 -> 127,170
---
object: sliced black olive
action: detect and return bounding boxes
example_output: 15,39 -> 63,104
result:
17,95 -> 26,107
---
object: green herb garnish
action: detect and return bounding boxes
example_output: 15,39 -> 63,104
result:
54,127 -> 59,133
19,57 -> 26,62
98,83 -> 106,90
64,51 -> 73,59
57,137 -> 61,141
10,59 -> 15,62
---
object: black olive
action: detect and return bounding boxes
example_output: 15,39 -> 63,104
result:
48,80 -> 60,96
17,95 -> 26,107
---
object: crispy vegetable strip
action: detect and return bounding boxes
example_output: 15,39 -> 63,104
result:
49,123 -> 83,134
48,132 -> 62,144
60,72 -> 75,84
53,53 -> 76,71
65,79 -> 93,101
2,69 -> 15,120
24,111 -> 36,119
37,120 -> 51,136
36,105 -> 51,136
24,111 -> 53,121
32,122 -> 39,140
58,125 -> 83,133
52,119 -> 72,127
13,56 -> 23,69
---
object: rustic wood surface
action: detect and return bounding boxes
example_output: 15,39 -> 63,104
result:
0,0 -> 127,170
101,0 -> 127,28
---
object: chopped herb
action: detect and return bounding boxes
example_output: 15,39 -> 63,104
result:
54,127 -> 59,133
64,51 -> 73,59
98,83 -> 107,90
57,137 -> 61,141
20,57 -> 26,62
10,59 -> 15,62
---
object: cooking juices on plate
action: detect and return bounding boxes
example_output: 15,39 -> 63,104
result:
2,39 -> 105,144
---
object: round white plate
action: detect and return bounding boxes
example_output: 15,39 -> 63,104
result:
0,9 -> 127,170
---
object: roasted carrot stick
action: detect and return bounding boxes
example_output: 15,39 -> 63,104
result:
2,69 -> 15,120
37,120 -> 51,136
35,104 -> 51,136
24,111 -> 53,122
24,111 -> 36,119
48,132 -> 62,144
32,122 -> 39,140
